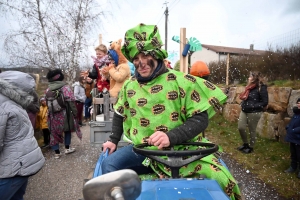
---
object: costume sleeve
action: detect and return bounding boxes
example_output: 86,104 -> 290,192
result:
109,112 -> 124,145
179,75 -> 227,120
166,111 -> 208,146
88,65 -> 98,79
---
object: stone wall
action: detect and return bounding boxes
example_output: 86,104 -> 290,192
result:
222,86 -> 300,142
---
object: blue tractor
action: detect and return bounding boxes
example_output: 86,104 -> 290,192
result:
82,142 -> 243,200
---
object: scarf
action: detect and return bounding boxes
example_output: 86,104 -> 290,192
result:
135,60 -> 168,83
91,55 -> 109,68
239,83 -> 257,100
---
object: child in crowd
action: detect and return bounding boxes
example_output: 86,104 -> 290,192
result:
81,44 -> 110,114
81,44 -> 110,93
36,97 -> 50,148
284,98 -> 300,179
84,77 -> 95,122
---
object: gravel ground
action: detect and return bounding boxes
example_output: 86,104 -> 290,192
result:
24,125 -> 293,200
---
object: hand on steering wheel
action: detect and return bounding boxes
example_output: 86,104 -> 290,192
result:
147,131 -> 170,149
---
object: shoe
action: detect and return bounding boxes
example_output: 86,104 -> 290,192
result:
284,166 -> 297,173
54,153 -> 62,159
237,143 -> 249,151
78,122 -> 86,127
41,144 -> 49,149
242,147 -> 253,154
65,147 -> 76,154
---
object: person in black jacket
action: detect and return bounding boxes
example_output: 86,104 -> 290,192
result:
284,98 -> 300,178
237,71 -> 268,153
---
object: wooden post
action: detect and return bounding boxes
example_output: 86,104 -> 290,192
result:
99,34 -> 102,45
103,93 -> 110,121
226,53 -> 230,85
179,28 -> 188,74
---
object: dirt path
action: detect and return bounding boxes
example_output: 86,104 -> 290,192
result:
24,125 -> 290,200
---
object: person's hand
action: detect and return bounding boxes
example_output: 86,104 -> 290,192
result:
80,69 -> 89,79
102,141 -> 117,155
102,67 -> 108,74
147,131 -> 170,149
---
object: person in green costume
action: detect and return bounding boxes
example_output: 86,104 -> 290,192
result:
101,23 -> 242,200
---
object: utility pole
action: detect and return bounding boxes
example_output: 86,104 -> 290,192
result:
164,1 -> 169,51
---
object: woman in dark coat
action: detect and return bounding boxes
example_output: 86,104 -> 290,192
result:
237,71 -> 269,153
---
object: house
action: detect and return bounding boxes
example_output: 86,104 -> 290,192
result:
190,44 -> 267,65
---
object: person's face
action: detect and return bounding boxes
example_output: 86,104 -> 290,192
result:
296,101 -> 300,109
248,74 -> 254,83
109,59 -> 115,66
96,50 -> 105,59
86,77 -> 93,83
41,100 -> 46,106
132,53 -> 158,78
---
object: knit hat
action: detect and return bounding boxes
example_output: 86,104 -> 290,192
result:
121,23 -> 168,62
108,49 -> 119,66
40,97 -> 46,102
46,69 -> 64,82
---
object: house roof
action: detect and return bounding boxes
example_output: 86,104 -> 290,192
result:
201,44 -> 267,56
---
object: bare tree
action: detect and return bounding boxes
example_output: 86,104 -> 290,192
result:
0,0 -> 111,82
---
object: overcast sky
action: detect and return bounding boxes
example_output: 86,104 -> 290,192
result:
94,0 -> 300,63
1,0 -> 300,65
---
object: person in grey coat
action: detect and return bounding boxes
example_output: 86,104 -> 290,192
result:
72,76 -> 87,126
0,71 -> 45,200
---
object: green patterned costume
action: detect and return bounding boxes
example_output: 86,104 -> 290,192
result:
115,70 -> 241,200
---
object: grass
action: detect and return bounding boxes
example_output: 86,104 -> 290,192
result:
268,79 -> 300,89
205,114 -> 300,199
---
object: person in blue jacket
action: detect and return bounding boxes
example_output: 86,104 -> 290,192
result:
284,98 -> 300,179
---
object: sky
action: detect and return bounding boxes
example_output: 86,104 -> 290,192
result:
1,0 -> 300,66
94,0 -> 300,64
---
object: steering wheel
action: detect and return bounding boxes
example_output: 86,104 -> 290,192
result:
133,142 -> 218,178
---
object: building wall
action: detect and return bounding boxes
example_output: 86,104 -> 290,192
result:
191,48 -> 227,65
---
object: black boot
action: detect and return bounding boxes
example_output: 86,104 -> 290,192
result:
237,143 -> 249,151
242,146 -> 253,154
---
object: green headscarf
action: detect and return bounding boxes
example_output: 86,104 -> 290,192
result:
121,23 -> 168,62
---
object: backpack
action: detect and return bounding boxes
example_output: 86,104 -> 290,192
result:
45,88 -> 66,113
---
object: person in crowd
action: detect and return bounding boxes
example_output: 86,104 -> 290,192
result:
72,76 -> 87,126
284,98 -> 300,179
81,44 -> 110,93
84,77 -> 95,122
81,44 -> 110,114
0,71 -> 45,200
237,71 -> 268,154
101,23 -> 241,199
36,97 -> 51,148
26,74 -> 40,128
46,69 -> 82,159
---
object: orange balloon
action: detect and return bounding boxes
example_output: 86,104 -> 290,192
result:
190,61 -> 210,77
